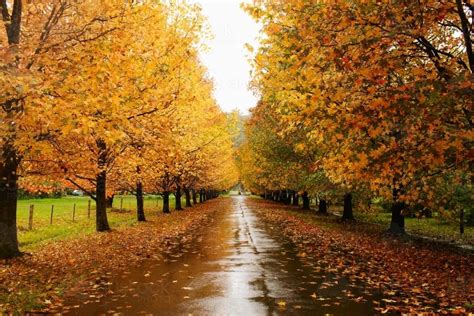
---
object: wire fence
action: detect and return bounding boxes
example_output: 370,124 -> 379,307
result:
16,196 -> 169,231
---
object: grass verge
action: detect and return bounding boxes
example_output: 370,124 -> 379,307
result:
17,195 -> 184,251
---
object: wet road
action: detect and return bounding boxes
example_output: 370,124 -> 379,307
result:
68,196 -> 378,315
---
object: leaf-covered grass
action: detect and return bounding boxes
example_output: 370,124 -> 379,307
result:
1,198 -> 222,313
355,212 -> 474,246
17,195 -> 184,251
304,198 -> 474,246
249,198 -> 473,314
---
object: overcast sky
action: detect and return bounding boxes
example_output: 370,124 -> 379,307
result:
189,0 -> 260,114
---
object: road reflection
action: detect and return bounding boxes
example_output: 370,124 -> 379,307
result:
66,196 -> 378,315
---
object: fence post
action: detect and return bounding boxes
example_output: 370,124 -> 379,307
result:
73,203 -> 76,222
50,205 -> 54,225
120,198 -> 123,211
28,205 -> 34,230
88,200 -> 91,219
460,209 -> 465,235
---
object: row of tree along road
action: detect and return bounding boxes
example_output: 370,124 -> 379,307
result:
239,1 -> 473,234
0,1 -> 238,259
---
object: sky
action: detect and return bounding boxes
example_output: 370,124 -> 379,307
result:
189,0 -> 260,114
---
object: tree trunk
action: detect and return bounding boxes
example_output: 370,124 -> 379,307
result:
95,170 -> 110,232
136,181 -> 146,222
286,191 -> 293,205
175,186 -> 183,210
0,0 -> 23,258
162,191 -> 170,214
0,143 -> 20,259
342,193 -> 354,220
106,194 -> 114,208
389,202 -> 405,234
389,188 -> 405,234
318,199 -> 328,214
284,190 -> 292,205
4,0 -> 22,45
95,139 -> 110,232
184,189 -> 192,207
302,191 -> 310,210
192,189 -> 198,204
292,192 -> 299,206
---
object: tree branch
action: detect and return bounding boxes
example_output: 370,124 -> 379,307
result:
456,0 -> 474,72
66,177 -> 97,201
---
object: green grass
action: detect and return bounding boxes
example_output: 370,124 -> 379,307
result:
355,211 -> 474,246
306,199 -> 474,245
258,197 -> 474,246
17,195 -> 185,251
277,205 -> 474,247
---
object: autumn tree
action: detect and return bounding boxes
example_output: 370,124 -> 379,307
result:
244,0 -> 473,232
0,0 -> 130,258
0,0 -> 238,258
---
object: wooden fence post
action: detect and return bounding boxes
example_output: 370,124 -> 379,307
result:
88,200 -> 91,219
120,198 -> 123,211
28,205 -> 34,230
50,205 -> 54,225
73,203 -> 76,222
460,209 -> 465,235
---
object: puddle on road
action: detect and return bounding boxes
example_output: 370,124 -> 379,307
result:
64,196 -> 381,315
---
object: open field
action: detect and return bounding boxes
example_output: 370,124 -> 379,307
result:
17,195 -> 184,251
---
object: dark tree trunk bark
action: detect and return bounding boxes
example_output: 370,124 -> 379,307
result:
389,202 -> 405,234
95,140 -> 110,232
292,192 -> 299,206
284,190 -> 292,205
95,170 -> 110,232
389,189 -> 405,234
342,193 -> 354,220
192,189 -> 198,204
388,186 -> 405,233
136,181 -> 146,222
3,0 -> 22,45
184,188 -> 192,207
0,142 -> 20,259
162,191 -> 170,214
302,191 -> 310,210
106,194 -> 114,208
175,186 -> 183,210
318,199 -> 328,214
0,1 -> 23,258
199,189 -> 204,203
